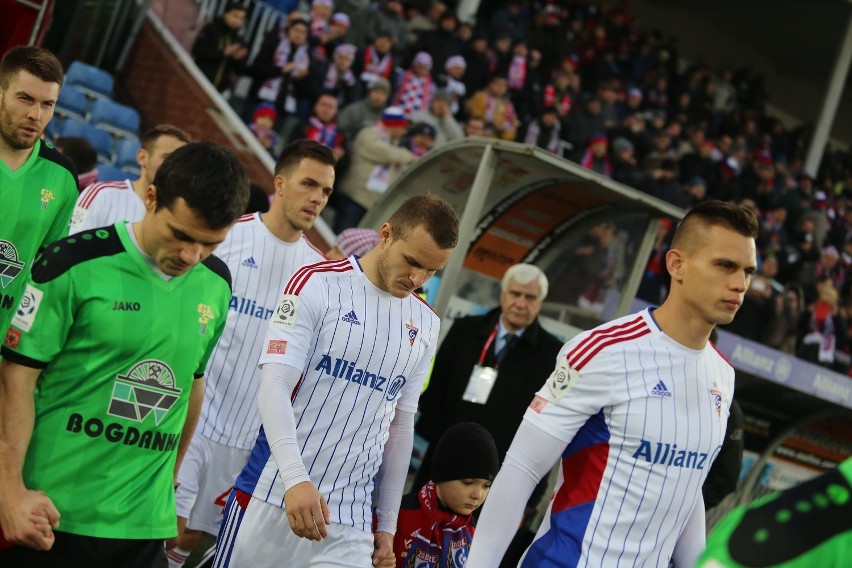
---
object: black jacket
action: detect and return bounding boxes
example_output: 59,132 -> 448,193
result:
191,17 -> 247,91
415,308 -> 563,477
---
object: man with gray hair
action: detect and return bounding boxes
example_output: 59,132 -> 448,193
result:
413,263 -> 562,509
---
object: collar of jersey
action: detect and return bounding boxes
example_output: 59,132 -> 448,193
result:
0,139 -> 41,178
115,222 -> 189,289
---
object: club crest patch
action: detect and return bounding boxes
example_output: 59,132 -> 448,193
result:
546,359 -> 580,402
710,386 -> 723,417
405,319 -> 419,346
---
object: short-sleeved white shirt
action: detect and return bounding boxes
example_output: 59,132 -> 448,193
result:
521,308 -> 733,567
234,256 -> 440,531
197,212 -> 326,449
70,179 -> 144,234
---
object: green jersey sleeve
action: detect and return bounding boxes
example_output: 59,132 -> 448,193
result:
697,458 -> 852,567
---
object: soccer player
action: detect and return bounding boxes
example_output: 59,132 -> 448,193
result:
0,46 -> 78,336
0,142 -> 250,567
466,200 -> 759,568
69,123 -> 190,234
213,195 -> 460,568
167,140 -> 336,568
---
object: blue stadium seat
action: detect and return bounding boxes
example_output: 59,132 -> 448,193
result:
58,119 -> 114,164
46,115 -> 68,141
55,87 -> 89,122
114,138 -> 141,176
90,98 -> 140,139
96,165 -> 130,182
65,60 -> 114,99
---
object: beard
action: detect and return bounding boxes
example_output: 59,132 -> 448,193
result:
0,95 -> 41,150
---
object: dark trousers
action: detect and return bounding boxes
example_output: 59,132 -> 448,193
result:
2,531 -> 167,568
331,193 -> 368,234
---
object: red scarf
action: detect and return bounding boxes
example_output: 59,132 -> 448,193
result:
398,482 -> 474,568
508,55 -> 527,90
364,45 -> 394,79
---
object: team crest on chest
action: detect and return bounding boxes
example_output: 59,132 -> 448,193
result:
0,240 -> 24,289
404,319 -> 418,346
198,303 -> 215,334
709,382 -> 723,417
40,188 -> 55,210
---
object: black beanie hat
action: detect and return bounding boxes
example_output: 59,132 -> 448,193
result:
431,422 -> 500,483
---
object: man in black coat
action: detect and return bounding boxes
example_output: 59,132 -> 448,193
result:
414,263 -> 563,499
191,2 -> 249,92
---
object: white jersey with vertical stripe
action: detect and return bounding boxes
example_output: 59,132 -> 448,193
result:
69,179 -> 144,234
521,307 -> 733,568
197,212 -> 326,449
234,256 -> 440,531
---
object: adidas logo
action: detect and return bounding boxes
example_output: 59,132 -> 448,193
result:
241,257 -> 258,269
341,310 -> 361,325
651,380 -> 672,397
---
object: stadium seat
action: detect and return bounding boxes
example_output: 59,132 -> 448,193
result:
114,138 -> 141,176
65,60 -> 114,99
55,87 -> 89,122
46,115 -> 68,141
96,165 -> 130,182
90,98 -> 140,139
58,119 -> 114,164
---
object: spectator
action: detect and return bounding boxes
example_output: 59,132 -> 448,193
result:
438,55 -> 467,117
764,285 -> 805,354
337,76 -> 391,143
466,75 -> 518,141
611,136 -> 646,190
798,281 -> 846,368
308,0 -> 334,46
563,93 -> 605,157
411,11 -> 464,78
288,92 -> 345,159
463,32 -> 491,95
521,106 -> 563,155
311,43 -> 357,106
252,17 -> 311,123
541,70 -> 575,125
364,0 -> 409,58
404,122 -> 435,157
408,89 -> 463,147
393,51 -> 436,117
335,106 -> 416,231
393,423 -> 499,568
580,134 -> 612,178
311,12 -> 351,61
250,102 -> 281,156
192,2 -> 249,92
464,117 -> 487,137
354,30 -> 395,95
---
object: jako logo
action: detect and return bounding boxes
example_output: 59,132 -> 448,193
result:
632,439 -> 709,470
316,354 -> 404,398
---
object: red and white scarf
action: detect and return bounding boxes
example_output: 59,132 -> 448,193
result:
362,44 -> 394,79
305,117 -> 343,150
508,55 -> 527,90
393,71 -> 434,117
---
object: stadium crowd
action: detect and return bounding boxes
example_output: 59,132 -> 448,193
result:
194,0 -> 852,375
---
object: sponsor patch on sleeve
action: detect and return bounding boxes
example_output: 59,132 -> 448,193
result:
4,328 -> 22,349
270,294 -> 299,330
529,395 -> 549,413
70,205 -> 87,229
546,358 -> 581,403
267,340 -> 288,355
11,284 -> 43,332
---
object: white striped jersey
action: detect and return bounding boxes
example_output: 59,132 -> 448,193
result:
234,256 -> 440,531
197,212 -> 326,449
69,179 -> 144,234
522,308 -> 733,567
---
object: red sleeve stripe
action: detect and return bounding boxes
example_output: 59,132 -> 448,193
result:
79,180 -> 127,208
291,373 -> 305,402
571,327 -> 652,371
284,259 -> 352,295
236,213 -> 255,223
709,340 -> 734,368
566,316 -> 648,370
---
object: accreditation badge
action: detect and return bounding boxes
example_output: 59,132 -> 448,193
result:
462,365 -> 499,404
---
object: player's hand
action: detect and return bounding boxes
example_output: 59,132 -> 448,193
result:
284,481 -> 330,541
372,531 -> 394,567
0,488 -> 60,550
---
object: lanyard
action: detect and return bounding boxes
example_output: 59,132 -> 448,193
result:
477,325 -> 500,366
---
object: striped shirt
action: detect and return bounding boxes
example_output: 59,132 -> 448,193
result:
197,212 -> 326,449
522,308 -> 733,567
235,256 -> 440,530
69,179 -> 143,234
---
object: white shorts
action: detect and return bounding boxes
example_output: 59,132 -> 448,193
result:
214,491 -> 373,567
175,433 -> 250,535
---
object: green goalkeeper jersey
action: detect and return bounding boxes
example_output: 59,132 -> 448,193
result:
0,139 -> 78,335
697,458 -> 852,567
1,222 -> 231,539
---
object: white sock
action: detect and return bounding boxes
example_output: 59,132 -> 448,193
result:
166,546 -> 192,568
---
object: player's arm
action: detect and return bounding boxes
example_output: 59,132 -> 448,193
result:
671,494 -> 706,567
0,360 -> 60,550
68,185 -> 108,235
371,409 -> 415,566
258,362 -> 330,541
466,420 -> 566,567
41,174 -> 78,246
174,376 -> 205,484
